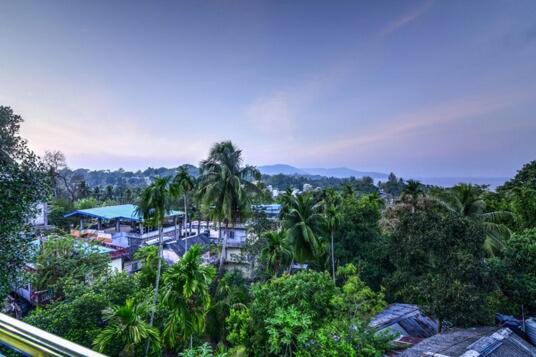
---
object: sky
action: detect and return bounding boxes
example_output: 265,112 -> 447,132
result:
1,0 -> 535,178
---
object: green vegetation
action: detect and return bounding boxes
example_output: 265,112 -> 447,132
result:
0,106 -> 49,297
3,108 -> 536,356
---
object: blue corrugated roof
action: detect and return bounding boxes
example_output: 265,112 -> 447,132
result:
64,204 -> 183,222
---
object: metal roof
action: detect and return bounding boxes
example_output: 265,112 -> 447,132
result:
370,303 -> 438,339
401,327 -> 536,357
64,204 -> 183,222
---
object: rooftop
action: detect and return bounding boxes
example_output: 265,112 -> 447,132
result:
64,204 -> 183,222
370,303 -> 438,339
400,327 -> 536,357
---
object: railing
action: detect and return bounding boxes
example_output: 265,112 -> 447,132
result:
0,313 -> 105,356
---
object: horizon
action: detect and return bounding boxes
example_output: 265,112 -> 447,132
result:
2,0 -> 536,177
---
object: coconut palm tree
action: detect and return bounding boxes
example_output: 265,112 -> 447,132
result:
433,183 -> 512,255
172,166 -> 195,236
93,299 -> 160,356
136,176 -> 173,355
160,245 -> 216,349
319,188 -> 342,281
260,230 -> 293,276
283,192 -> 325,264
197,141 -> 260,274
400,179 -> 424,213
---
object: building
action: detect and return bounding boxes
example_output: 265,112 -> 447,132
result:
13,239 -> 125,307
162,233 -> 213,265
64,204 -> 184,249
400,327 -> 536,357
252,203 -> 282,219
369,303 -> 438,346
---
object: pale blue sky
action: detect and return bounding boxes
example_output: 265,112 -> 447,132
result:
1,0 -> 535,177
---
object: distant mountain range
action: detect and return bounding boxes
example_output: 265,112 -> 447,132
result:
258,164 -> 388,179
257,164 -> 508,189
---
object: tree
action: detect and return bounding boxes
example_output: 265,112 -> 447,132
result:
0,106 -> 49,298
320,188 -> 342,281
93,298 -> 161,356
499,160 -> 536,191
136,176 -> 174,352
160,245 -> 216,350
172,165 -> 195,236
208,270 -> 250,343
246,270 -> 389,356
336,194 -> 390,291
133,245 -> 167,289
34,234 -> 110,298
43,150 -> 84,202
491,228 -> 536,315
282,192 -> 325,264
197,141 -> 260,274
386,200 -> 498,328
433,184 -> 512,255
400,179 -> 424,213
25,272 -> 143,348
259,230 -> 293,276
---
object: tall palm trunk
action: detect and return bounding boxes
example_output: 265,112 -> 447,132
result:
218,221 -> 229,275
184,193 -> 189,236
145,224 -> 163,356
331,230 -> 335,282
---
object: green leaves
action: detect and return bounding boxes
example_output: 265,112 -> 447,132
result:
93,298 -> 161,356
283,193 -> 325,263
0,106 -> 50,298
160,245 -> 216,349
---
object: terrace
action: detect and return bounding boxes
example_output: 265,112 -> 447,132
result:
64,204 -> 184,247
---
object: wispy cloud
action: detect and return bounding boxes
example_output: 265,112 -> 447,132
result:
247,92 -> 294,136
379,0 -> 434,36
300,88 -> 535,161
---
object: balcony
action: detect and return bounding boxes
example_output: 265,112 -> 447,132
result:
0,313 -> 105,356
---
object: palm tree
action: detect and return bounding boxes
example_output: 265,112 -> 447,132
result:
197,141 -> 260,274
260,230 -> 293,276
172,166 -> 195,237
278,187 -> 295,219
136,176 -> 173,354
400,179 -> 424,213
283,192 -> 325,264
341,183 -> 356,198
433,183 -> 512,255
160,245 -> 216,349
320,189 -> 341,281
93,299 -> 160,356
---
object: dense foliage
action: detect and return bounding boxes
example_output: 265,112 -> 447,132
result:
0,106 -> 49,298
4,126 -> 536,356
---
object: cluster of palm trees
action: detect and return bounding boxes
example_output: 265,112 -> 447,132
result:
398,180 -> 512,255
260,179 -> 514,284
112,141 -> 260,354
259,188 -> 344,282
93,246 -> 214,356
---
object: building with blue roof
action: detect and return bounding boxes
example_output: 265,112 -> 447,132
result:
64,204 -> 184,249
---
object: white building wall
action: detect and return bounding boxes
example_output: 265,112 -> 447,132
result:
108,257 -> 123,273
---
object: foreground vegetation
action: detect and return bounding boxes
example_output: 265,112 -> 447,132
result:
2,106 -> 536,356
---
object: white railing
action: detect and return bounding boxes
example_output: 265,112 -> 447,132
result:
0,313 -> 105,356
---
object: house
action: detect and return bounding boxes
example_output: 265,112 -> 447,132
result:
369,303 -> 438,345
13,239 -> 126,306
64,204 -> 184,249
252,203 -> 282,219
162,233 -> 213,265
400,327 -> 536,357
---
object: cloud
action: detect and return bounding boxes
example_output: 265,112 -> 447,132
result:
21,111 -> 215,170
300,89 -> 535,161
379,0 -> 434,36
247,92 -> 294,135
